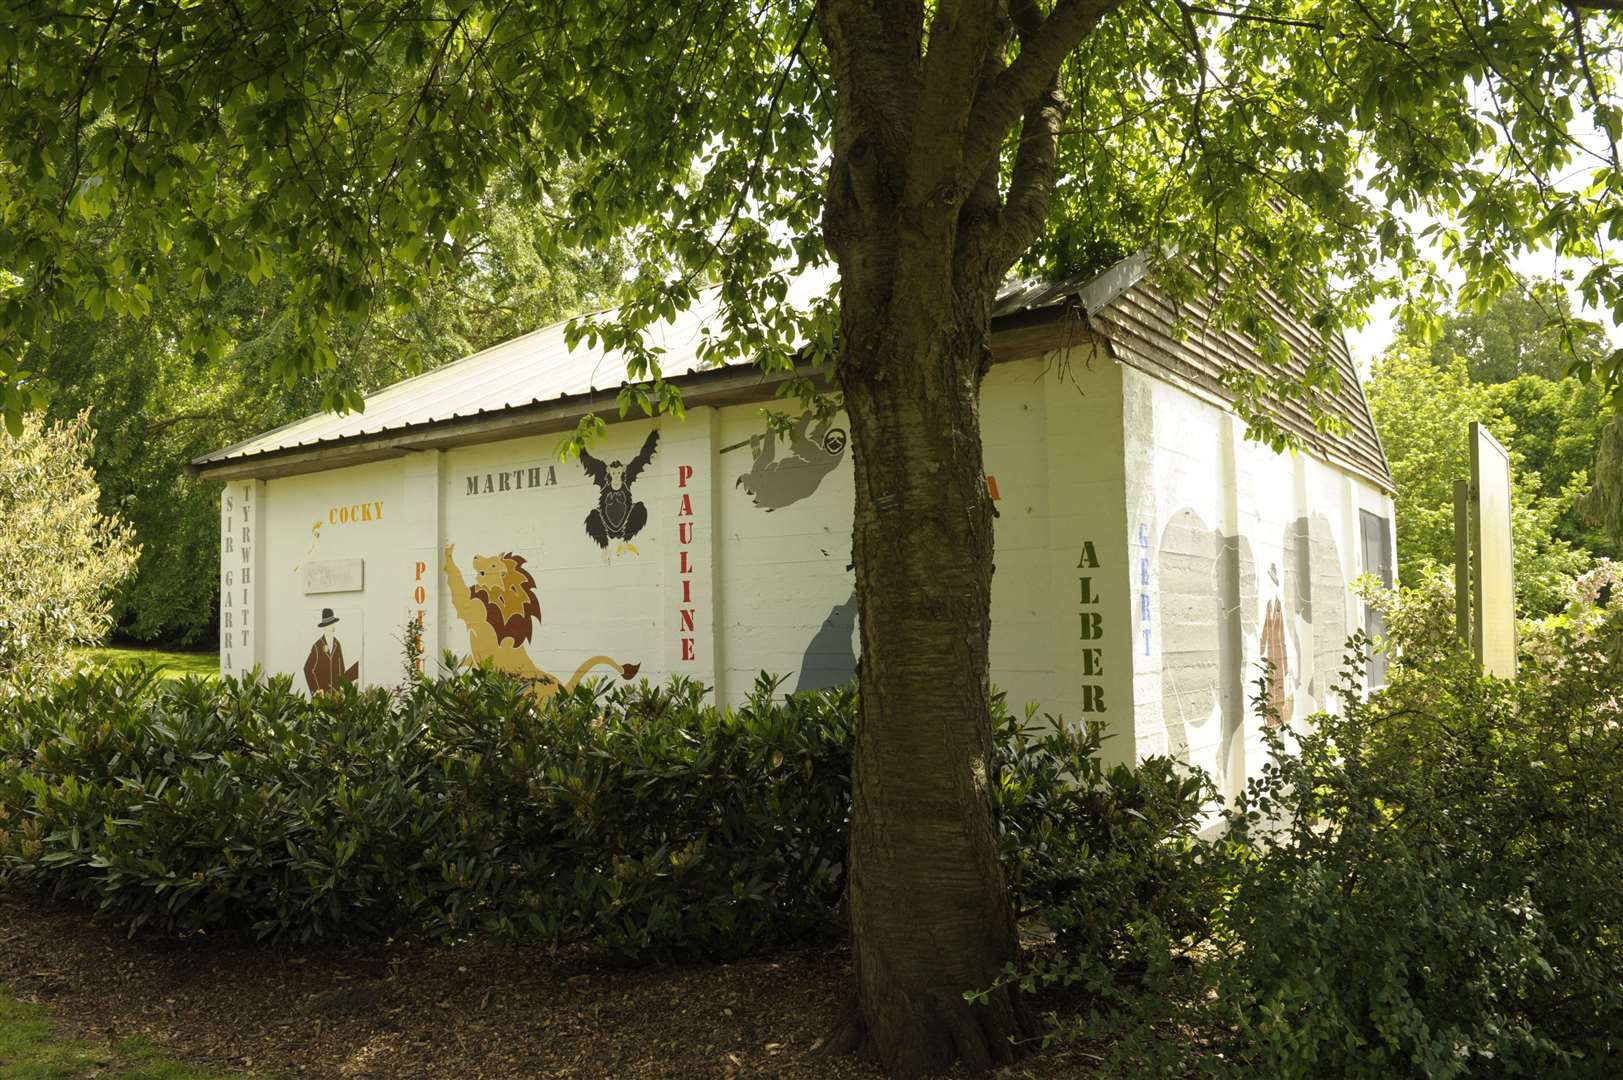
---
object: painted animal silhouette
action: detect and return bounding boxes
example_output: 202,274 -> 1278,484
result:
581,430 -> 659,557
443,545 -> 638,704
736,412 -> 847,511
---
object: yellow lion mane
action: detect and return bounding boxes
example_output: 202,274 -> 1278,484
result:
469,552 -> 542,647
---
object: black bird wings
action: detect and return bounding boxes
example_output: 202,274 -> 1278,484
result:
624,429 -> 660,484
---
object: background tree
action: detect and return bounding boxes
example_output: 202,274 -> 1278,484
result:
0,411 -> 139,691
1370,282 -> 1620,616
5,2 -> 1623,1074
35,176 -> 626,644
1591,418 -> 1623,548
1494,372 -> 1616,557
1406,280 -> 1608,384
1367,345 -> 1592,615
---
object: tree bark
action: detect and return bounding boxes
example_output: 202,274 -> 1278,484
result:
812,3 -> 1120,1074
824,270 -> 1034,1077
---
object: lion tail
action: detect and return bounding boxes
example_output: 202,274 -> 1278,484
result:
564,656 -> 640,692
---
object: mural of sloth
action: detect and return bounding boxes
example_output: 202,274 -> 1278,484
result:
443,544 -> 638,703
735,411 -> 848,511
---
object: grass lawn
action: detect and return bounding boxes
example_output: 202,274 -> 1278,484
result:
0,991 -> 244,1079
75,647 -> 217,681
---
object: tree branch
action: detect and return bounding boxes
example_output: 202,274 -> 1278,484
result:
906,0 -> 1001,206
994,82 -> 1065,273
1568,3 -> 1622,175
1184,4 -> 1324,30
817,0 -> 921,164
993,0 -> 1067,274
962,0 -> 1124,184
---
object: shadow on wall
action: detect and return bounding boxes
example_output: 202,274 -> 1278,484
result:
795,592 -> 859,693
1283,514 -> 1347,713
1158,509 -> 1256,795
1157,509 -> 1346,795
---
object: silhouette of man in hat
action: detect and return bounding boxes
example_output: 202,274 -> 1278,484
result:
303,608 -> 359,693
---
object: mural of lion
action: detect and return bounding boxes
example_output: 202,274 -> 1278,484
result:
443,544 -> 638,703
470,550 -> 543,646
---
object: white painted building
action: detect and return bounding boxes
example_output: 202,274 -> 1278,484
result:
195,257 -> 1395,797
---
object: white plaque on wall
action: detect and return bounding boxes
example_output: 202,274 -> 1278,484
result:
304,558 -> 365,595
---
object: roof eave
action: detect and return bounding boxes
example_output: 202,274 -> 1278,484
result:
190,306 -> 1106,482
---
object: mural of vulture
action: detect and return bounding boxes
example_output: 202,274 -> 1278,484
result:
581,429 -> 660,557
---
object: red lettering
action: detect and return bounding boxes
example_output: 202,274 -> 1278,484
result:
675,464 -> 700,660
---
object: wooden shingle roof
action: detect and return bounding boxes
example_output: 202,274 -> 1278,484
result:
995,254 -> 1393,491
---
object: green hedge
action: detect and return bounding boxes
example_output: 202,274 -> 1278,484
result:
1019,568 -> 1623,1079
0,662 -> 1204,961
1208,571 -> 1623,1078
0,666 -> 856,955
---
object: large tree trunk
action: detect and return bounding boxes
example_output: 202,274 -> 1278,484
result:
810,2 -> 1116,1073
825,279 -> 1035,1076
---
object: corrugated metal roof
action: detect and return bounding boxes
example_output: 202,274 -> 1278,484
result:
194,266 -> 838,468
195,254 -> 1391,490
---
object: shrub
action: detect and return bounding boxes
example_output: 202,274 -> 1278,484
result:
1209,571 -> 1623,1079
412,671 -> 855,956
0,664 -> 852,955
0,411 -> 139,692
0,660 -> 1203,966
1010,569 -> 1623,1079
993,705 -> 1217,977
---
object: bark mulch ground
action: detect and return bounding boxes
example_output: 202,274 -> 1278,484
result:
0,894 -> 1108,1079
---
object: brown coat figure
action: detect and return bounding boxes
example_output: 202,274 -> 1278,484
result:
1260,596 -> 1292,728
303,609 -> 359,693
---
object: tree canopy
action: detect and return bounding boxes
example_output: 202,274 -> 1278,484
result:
3,1 -> 1623,436
1401,280 -> 1612,384
34,172 -> 626,644
1375,282 -> 1620,585
1368,339 -> 1597,615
